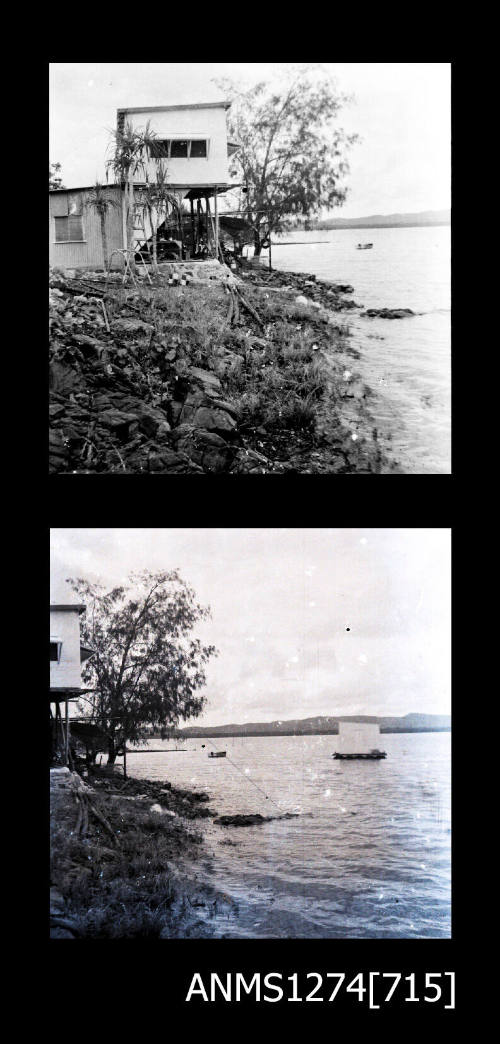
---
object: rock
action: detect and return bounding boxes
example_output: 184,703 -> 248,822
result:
192,407 -> 237,435
231,448 -> 270,473
49,402 -> 65,419
363,308 -> 415,319
294,295 -> 310,307
71,333 -> 107,357
112,317 -> 154,335
50,888 -> 66,917
169,401 -> 184,425
150,803 -> 176,817
148,447 -> 199,473
97,410 -> 138,437
214,812 -> 300,827
188,367 -> 222,397
210,398 -> 239,419
49,430 -> 69,471
176,428 -> 234,473
49,361 -> 83,395
133,404 -> 171,438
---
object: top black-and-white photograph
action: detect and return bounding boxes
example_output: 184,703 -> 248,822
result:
49,63 -> 451,474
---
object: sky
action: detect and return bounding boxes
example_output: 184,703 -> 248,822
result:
50,528 -> 451,726
49,63 -> 450,219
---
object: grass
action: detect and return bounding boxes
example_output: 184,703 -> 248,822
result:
50,780 -> 209,938
50,267 -> 376,472
104,279 -> 335,435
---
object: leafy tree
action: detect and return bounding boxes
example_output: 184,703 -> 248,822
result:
49,162 -> 65,190
84,183 -> 121,271
67,570 -> 217,767
219,68 -> 359,256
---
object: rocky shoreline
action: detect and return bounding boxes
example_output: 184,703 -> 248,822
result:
49,261 -> 399,474
50,767 -> 240,938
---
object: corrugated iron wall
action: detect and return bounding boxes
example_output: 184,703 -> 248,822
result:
49,187 -> 125,270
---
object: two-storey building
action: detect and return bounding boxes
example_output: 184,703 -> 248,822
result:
50,602 -> 94,765
49,97 -> 240,270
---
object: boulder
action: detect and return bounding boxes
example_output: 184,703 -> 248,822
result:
97,410 -> 138,437
133,404 -> 171,438
363,308 -> 415,319
112,317 -> 155,335
188,367 -> 223,397
148,447 -> 200,473
49,361 -> 83,395
49,403 -> 65,419
231,448 -> 270,473
210,398 -> 239,419
71,333 -> 108,357
192,407 -> 237,435
169,401 -> 184,426
49,430 -> 69,471
176,428 -> 234,473
214,812 -> 299,827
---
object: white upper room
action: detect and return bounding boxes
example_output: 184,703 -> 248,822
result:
117,92 -> 237,189
50,603 -> 93,693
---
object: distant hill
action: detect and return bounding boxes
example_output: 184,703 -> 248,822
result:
311,209 -> 450,230
175,712 -> 451,738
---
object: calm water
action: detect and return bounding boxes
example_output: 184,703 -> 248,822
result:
266,226 -> 451,474
126,732 -> 451,938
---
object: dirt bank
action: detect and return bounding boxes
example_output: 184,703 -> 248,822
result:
49,263 -> 397,474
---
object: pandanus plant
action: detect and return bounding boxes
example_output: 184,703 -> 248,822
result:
106,120 -> 162,271
135,161 -> 181,272
84,183 -> 121,271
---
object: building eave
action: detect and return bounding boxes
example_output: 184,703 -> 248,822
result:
50,687 -> 95,702
49,185 -> 122,195
117,101 -> 231,114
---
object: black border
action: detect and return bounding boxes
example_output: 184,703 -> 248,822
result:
45,50 -> 459,1028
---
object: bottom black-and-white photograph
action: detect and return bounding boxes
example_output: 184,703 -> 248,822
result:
49,527 -> 451,940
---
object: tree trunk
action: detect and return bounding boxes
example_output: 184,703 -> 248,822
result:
152,225 -> 158,272
100,213 -> 109,272
253,229 -> 262,256
126,178 -> 136,272
107,735 -> 117,765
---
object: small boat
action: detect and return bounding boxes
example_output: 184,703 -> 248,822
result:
332,722 -> 387,760
356,243 -> 373,250
333,750 -> 386,759
208,751 -> 226,758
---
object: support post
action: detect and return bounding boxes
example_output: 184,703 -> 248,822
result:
214,187 -> 219,259
205,195 -> 211,253
65,700 -> 69,766
121,185 -> 127,251
206,195 -> 216,258
190,198 -> 195,255
197,198 -> 203,254
177,202 -> 185,260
